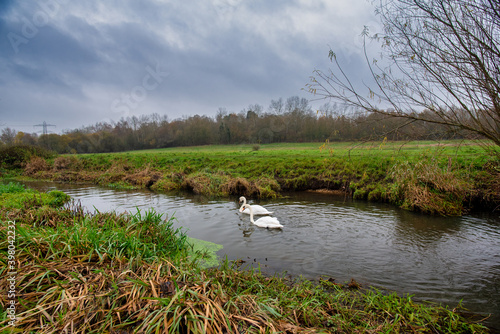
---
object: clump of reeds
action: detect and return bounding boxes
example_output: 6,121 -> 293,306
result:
221,177 -> 259,197
23,156 -> 50,176
53,156 -> 81,171
123,165 -> 162,188
389,156 -> 473,215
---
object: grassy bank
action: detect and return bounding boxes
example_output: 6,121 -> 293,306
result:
0,183 -> 490,333
4,140 -> 500,215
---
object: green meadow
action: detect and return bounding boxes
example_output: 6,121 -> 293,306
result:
19,140 -> 499,216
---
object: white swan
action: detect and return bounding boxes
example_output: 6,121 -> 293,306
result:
241,204 -> 283,229
238,196 -> 273,215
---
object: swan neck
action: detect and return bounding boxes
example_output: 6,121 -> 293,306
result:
248,206 -> 254,223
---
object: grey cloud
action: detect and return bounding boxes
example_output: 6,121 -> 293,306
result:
0,0 -> 377,133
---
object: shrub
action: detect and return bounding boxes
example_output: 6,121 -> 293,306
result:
0,145 -> 54,168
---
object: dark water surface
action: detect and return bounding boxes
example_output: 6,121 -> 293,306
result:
23,181 -> 500,329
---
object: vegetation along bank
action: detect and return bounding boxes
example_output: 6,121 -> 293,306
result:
0,182 -> 490,332
2,141 -> 498,216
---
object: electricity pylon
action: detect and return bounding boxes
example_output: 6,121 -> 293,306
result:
34,121 -> 56,135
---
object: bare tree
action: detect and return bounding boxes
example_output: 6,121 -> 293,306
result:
270,98 -> 287,115
1,127 -> 17,145
308,0 -> 500,147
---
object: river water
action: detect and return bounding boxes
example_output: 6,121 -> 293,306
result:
23,181 -> 500,329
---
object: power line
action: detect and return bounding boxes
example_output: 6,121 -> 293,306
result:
34,121 -> 56,135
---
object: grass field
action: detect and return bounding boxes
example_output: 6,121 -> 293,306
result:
14,140 -> 500,215
89,140 -> 494,177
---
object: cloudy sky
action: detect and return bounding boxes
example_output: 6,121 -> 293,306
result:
0,0 -> 380,134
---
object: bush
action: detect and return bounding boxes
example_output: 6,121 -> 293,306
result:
0,145 -> 55,169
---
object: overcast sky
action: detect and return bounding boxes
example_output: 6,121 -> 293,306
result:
0,0 -> 380,134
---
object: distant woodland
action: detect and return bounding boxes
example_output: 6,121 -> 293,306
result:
1,96 -> 473,154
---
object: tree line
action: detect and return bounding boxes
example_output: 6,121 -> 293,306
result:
1,96 -> 473,154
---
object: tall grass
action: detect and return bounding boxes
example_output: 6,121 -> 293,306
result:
388,154 -> 474,215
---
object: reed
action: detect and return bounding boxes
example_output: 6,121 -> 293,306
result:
389,155 -> 474,215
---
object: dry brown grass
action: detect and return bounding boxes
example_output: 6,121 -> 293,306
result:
123,166 -> 162,188
181,173 -> 214,195
0,256 -> 217,333
390,158 -> 473,215
24,156 -> 49,176
0,246 -> 317,333
53,156 -> 81,171
221,177 -> 259,197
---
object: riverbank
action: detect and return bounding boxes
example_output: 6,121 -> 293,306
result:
3,141 -> 500,216
0,183 -> 490,333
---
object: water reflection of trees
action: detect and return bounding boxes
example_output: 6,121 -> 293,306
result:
392,209 -> 463,247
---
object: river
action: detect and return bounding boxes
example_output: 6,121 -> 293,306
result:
23,181 -> 500,330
